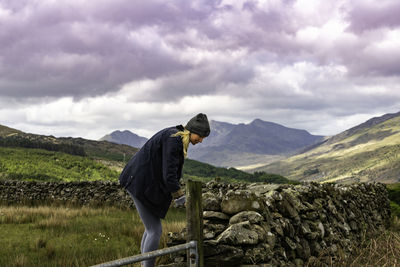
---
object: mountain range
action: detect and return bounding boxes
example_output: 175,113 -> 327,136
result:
2,110 -> 399,184
189,119 -> 324,167
102,119 -> 324,168
253,111 -> 400,184
0,124 -> 294,184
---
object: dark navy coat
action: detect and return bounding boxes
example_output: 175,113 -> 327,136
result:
119,125 -> 184,218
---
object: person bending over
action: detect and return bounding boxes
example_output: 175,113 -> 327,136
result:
119,113 -> 210,267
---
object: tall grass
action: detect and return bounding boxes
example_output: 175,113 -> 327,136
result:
0,205 -> 185,267
304,216 -> 400,267
2,204 -> 400,266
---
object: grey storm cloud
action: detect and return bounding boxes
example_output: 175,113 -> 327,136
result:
346,1 -> 400,33
0,0 -> 400,108
0,0 -> 208,98
2,0 -> 271,100
129,61 -> 256,102
2,0 -> 400,142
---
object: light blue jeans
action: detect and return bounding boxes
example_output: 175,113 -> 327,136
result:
129,193 -> 162,267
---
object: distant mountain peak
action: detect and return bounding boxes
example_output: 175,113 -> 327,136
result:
113,130 -> 141,137
210,120 -> 235,127
249,119 -> 281,128
189,118 -> 325,167
99,130 -> 148,148
250,118 -> 264,123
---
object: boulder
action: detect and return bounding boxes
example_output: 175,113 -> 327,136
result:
243,243 -> 273,263
266,231 -> 276,248
203,221 -> 227,239
216,221 -> 266,245
229,211 -> 264,225
203,211 -> 230,221
204,241 -> 244,267
203,192 -> 222,211
221,190 -> 264,214
247,184 -> 280,196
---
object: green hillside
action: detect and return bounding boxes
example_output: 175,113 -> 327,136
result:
183,158 -> 297,184
0,124 -> 22,136
0,146 -> 295,184
0,147 -> 121,182
0,125 -> 138,162
254,112 -> 400,184
0,124 -> 136,182
0,124 -> 295,184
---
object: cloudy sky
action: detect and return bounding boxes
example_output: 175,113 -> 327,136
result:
1,0 -> 400,139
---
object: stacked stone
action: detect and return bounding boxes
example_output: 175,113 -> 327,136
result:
0,180 -> 133,208
169,181 -> 391,267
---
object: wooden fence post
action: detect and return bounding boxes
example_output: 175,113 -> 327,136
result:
186,180 -> 204,267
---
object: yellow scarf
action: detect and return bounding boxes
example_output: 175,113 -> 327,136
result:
171,129 -> 190,158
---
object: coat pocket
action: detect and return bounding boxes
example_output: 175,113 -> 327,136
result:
144,182 -> 169,206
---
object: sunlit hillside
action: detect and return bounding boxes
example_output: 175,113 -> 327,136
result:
254,112 -> 400,184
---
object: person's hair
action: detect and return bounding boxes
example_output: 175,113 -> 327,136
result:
171,129 -> 190,158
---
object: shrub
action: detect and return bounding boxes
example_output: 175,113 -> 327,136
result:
303,168 -> 320,176
390,201 -> 400,218
387,183 -> 400,205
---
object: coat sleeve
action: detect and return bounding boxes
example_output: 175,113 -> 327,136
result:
162,136 -> 182,193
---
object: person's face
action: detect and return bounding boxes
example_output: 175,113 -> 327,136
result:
189,133 -> 204,145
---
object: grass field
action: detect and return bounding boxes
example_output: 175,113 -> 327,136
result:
0,205 -> 186,267
2,183 -> 400,266
1,204 -> 400,266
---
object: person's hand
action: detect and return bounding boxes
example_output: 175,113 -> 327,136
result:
174,195 -> 186,207
172,188 -> 184,199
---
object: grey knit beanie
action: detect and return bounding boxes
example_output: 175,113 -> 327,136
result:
185,113 -> 210,137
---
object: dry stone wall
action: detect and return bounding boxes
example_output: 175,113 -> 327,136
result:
168,181 -> 391,267
0,180 -> 133,208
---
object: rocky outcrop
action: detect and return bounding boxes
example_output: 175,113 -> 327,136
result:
168,181 -> 391,266
0,180 -> 133,208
